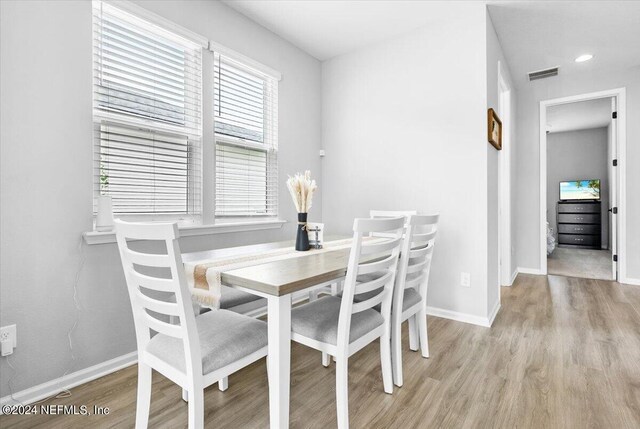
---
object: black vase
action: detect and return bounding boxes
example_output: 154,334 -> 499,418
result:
295,212 -> 310,251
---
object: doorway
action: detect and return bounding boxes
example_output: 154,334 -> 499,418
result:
539,88 -> 627,282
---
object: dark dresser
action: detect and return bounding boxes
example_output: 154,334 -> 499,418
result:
557,201 -> 601,249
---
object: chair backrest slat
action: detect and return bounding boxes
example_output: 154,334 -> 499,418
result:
354,271 -> 393,295
357,253 -> 397,276
136,289 -> 181,316
405,259 -> 428,275
115,220 -> 202,378
393,214 -> 439,316
129,270 -> 176,293
360,236 -> 403,256
409,243 -> 434,259
368,210 -> 417,238
411,230 -> 437,246
403,272 -> 426,289
125,247 -> 172,268
142,311 -> 184,338
336,216 -> 404,348
352,293 -> 385,314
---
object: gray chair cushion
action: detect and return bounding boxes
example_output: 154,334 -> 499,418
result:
399,288 -> 422,311
291,296 -> 384,345
220,285 -> 265,309
146,310 -> 267,375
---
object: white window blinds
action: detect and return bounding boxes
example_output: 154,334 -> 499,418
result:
93,1 -> 202,215
214,53 -> 278,217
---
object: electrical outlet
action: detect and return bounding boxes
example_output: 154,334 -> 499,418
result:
460,272 -> 471,288
1,324 -> 17,353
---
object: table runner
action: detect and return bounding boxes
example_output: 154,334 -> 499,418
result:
185,238 -> 358,308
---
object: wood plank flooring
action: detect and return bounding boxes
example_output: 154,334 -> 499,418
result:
2,274 -> 640,428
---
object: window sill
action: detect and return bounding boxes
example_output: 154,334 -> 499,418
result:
83,219 -> 287,245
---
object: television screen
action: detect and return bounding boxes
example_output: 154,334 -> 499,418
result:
559,180 -> 600,201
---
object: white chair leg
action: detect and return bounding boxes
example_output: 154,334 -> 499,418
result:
331,282 -> 339,296
218,377 -> 228,391
182,389 -> 188,402
322,352 -> 331,367
408,315 -> 419,351
418,307 -> 430,358
187,387 -> 204,429
391,319 -> 403,387
380,333 -> 393,394
309,290 -> 319,302
335,355 -> 349,429
135,363 -> 152,429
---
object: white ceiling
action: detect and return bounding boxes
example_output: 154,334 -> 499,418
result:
224,1 -> 640,87
222,1 -> 471,61
547,97 -> 612,134
488,1 -> 640,86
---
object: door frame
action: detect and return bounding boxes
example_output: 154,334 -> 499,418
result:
498,62 -> 512,286
539,87 -> 627,281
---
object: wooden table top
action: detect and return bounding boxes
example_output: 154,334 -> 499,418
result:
182,236 -> 351,297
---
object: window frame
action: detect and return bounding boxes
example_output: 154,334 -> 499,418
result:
212,51 -> 279,220
90,1 -> 282,228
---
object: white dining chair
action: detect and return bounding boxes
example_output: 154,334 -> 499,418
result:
391,214 -> 438,387
370,210 -> 418,220
114,220 -> 268,429
316,210 -> 418,367
290,216 -> 405,429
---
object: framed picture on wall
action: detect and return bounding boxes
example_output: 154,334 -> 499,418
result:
487,108 -> 502,150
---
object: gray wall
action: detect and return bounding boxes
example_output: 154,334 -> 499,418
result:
0,0 -> 322,397
547,128 -> 609,248
321,3 -> 493,320
515,66 -> 640,280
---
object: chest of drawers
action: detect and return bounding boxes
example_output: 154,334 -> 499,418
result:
557,201 -> 601,249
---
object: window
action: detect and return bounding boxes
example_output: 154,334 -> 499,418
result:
213,53 -> 278,217
91,2 -> 280,225
93,1 -> 202,216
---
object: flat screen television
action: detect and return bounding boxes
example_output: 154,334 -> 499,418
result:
559,179 -> 600,201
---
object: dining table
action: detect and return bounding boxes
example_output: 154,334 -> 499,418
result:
182,237 -> 353,429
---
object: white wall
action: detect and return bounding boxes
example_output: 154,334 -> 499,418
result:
0,0 -> 322,397
515,67 -> 640,281
486,12 -> 517,312
547,128 -> 609,249
321,3 -> 492,321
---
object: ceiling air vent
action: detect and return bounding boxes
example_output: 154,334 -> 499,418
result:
528,66 -> 559,81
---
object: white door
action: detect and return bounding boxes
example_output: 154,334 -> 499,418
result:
610,97 -> 618,280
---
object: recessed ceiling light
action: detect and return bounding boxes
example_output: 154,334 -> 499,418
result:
575,54 -> 594,63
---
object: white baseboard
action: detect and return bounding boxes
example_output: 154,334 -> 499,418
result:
620,276 -> 640,286
517,266 -> 544,275
0,351 -> 137,409
487,300 -> 501,327
510,269 -> 518,285
502,269 -> 518,287
426,306 -> 494,328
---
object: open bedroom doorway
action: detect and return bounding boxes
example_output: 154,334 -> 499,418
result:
540,89 -> 626,282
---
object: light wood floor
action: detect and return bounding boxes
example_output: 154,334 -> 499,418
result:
2,274 -> 640,428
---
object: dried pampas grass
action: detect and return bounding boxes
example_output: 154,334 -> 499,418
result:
286,170 -> 317,213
